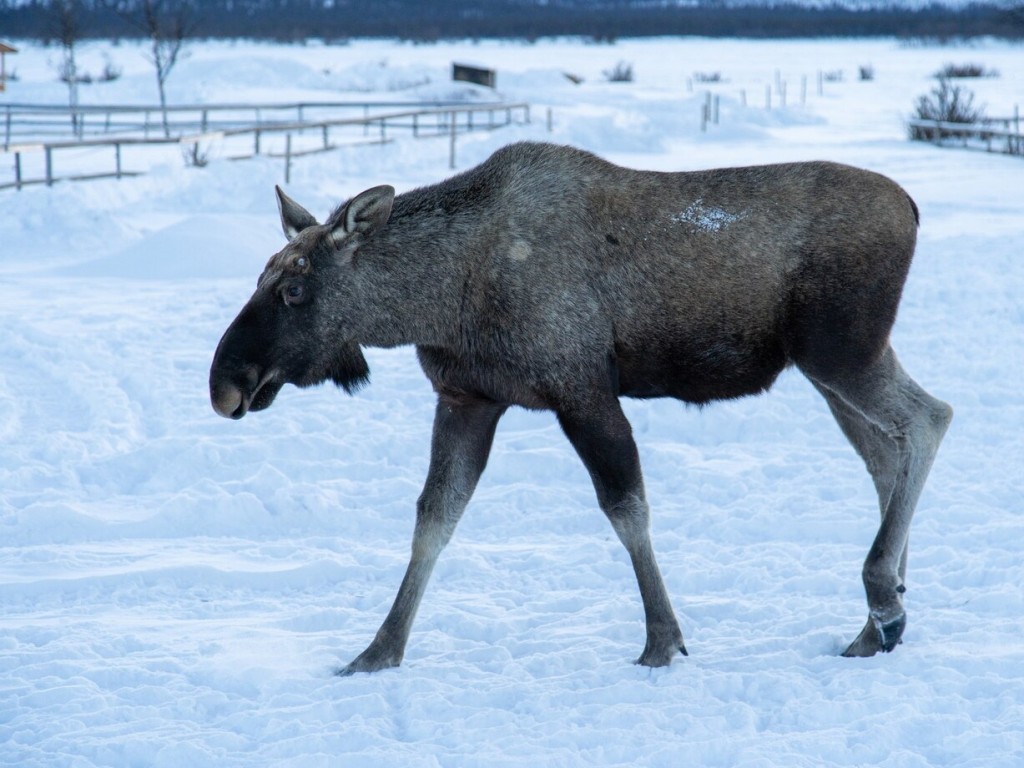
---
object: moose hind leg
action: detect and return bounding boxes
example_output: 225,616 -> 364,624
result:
812,380 -> 909,582
811,346 -> 952,657
558,399 -> 687,667
813,381 -> 908,656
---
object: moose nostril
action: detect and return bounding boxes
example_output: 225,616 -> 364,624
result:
212,384 -> 244,419
242,365 -> 261,389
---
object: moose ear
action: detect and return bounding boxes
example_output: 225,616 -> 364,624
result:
329,185 -> 395,245
275,185 -> 319,241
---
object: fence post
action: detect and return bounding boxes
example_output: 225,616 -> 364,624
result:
115,143 -> 122,179
45,146 -> 53,186
254,130 -> 261,156
4,108 -> 10,149
285,133 -> 292,184
449,111 -> 457,170
546,107 -> 553,132
1015,105 -> 1020,155
14,151 -> 22,190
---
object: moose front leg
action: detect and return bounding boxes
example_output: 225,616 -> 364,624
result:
337,396 -> 505,676
558,399 -> 687,667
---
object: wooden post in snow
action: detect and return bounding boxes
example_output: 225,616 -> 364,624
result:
449,111 -> 457,169
285,133 -> 292,184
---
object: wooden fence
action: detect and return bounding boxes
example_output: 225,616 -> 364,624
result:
908,113 -> 1023,157
0,99 -> 515,145
0,102 -> 530,190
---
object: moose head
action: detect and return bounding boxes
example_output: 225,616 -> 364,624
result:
209,184 -> 394,420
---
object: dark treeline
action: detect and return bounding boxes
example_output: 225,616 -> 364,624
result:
2,1 -> 1021,43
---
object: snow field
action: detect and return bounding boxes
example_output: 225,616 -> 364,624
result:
1,36 -> 1022,767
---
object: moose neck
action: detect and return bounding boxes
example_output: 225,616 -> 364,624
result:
350,189 -> 478,350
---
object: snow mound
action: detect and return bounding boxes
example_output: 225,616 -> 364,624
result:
61,214 -> 279,280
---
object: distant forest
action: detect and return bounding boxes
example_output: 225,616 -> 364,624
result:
2,1 -> 1022,43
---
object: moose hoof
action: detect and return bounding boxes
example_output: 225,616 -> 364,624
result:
635,632 -> 688,668
842,612 -> 907,658
335,644 -> 403,677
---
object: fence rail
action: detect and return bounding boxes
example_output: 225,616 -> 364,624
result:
908,114 -> 1023,156
0,102 -> 531,190
1,99 -> 513,145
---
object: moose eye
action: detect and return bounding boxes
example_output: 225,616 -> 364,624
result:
283,282 -> 306,306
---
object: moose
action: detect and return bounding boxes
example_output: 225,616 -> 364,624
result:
210,141 -> 952,675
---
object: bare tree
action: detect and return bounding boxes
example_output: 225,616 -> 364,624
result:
123,0 -> 196,138
51,0 -> 84,137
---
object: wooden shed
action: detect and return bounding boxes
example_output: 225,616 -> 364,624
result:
452,62 -> 496,89
0,42 -> 17,93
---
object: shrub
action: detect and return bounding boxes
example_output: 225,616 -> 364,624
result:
910,77 -> 985,140
935,62 -> 998,79
182,142 -> 210,168
693,71 -> 723,83
603,61 -> 633,83
859,65 -> 875,81
57,61 -> 92,84
99,62 -> 122,82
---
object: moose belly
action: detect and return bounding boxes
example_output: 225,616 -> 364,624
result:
614,334 -> 788,405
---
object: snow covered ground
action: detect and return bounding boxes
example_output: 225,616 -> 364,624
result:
1,37 -> 1023,767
